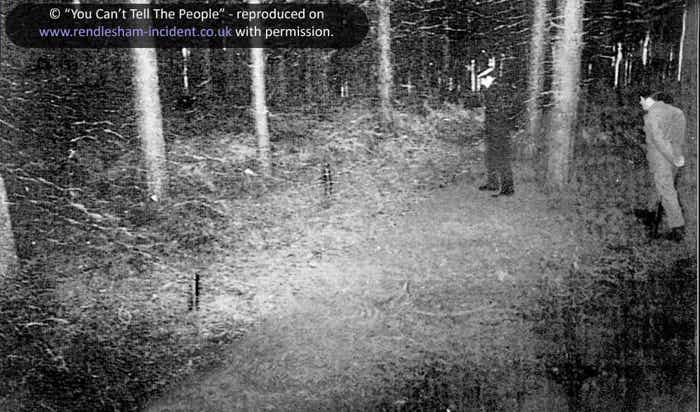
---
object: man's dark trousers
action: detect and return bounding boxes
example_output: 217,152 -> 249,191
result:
484,127 -> 514,192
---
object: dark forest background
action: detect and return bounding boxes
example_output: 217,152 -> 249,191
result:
0,0 -> 696,411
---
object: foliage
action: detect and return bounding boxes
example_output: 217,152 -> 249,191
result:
530,77 -> 696,408
0,98 -> 479,410
530,250 -> 696,411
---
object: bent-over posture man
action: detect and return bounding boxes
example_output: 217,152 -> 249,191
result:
478,74 -> 519,197
636,90 -> 687,241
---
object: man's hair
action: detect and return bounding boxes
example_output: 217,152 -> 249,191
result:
640,89 -> 674,104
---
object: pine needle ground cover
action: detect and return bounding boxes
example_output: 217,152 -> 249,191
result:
1,99 -> 695,411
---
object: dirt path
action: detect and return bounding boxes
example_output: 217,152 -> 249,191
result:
147,181 -> 581,411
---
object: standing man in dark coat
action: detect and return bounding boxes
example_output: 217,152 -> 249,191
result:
478,74 -> 520,196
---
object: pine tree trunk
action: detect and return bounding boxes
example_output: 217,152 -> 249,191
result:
276,52 -> 287,105
680,0 -> 696,146
320,51 -> 334,106
250,7 -> 271,176
680,0 -> 697,235
441,30 -> 450,96
420,31 -> 428,94
546,0 -> 583,190
181,47 -> 190,94
131,40 -> 167,201
202,48 -> 213,96
377,0 -> 393,129
0,175 -> 16,277
525,0 -> 548,159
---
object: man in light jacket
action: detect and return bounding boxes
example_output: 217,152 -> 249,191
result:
636,90 -> 687,241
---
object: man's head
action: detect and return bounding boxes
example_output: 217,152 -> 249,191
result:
639,89 -> 674,111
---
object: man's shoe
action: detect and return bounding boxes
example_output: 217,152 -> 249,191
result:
664,226 -> 685,242
633,208 -> 656,226
492,186 -> 514,197
650,226 -> 685,242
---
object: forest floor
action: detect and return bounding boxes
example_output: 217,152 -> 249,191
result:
145,163 -> 695,411
1,97 -> 695,411
146,177 -> 579,411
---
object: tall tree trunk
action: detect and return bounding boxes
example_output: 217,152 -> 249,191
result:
680,0 -> 697,144
377,0 -> 393,128
546,0 -> 583,190
420,30 -> 428,94
320,51 -> 334,106
131,36 -> 167,201
525,0 -> 548,159
275,52 -> 287,105
202,48 -> 213,96
680,0 -> 697,235
0,175 -> 16,277
677,6 -> 687,82
441,29 -> 451,95
181,47 -> 190,94
250,3 -> 271,176
614,42 -> 623,88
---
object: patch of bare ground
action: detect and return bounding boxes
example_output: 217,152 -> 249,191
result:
147,178 -> 581,411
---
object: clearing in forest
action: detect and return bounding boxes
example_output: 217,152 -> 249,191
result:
147,178 -> 584,411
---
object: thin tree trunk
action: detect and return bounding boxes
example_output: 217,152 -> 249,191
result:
469,59 -> 476,91
441,29 -> 451,95
201,0 -> 213,97
249,1 -> 271,176
276,52 -> 287,104
525,0 -> 548,159
677,7 -> 687,82
320,52 -> 333,106
202,48 -> 213,96
614,42 -> 623,88
377,0 -> 393,129
182,47 -> 190,94
420,31 -> 428,94
680,0 -> 697,215
642,30 -> 651,66
131,34 -> 167,201
0,175 -> 17,277
546,0 -> 583,190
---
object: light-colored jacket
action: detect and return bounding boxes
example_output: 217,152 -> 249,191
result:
643,101 -> 687,168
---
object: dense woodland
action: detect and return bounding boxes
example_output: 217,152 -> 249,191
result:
0,0 -> 697,411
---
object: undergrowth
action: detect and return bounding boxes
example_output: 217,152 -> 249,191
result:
0,101 -> 478,411
1,59 -> 695,410
530,249 -> 696,411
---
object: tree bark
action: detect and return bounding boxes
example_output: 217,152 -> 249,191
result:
377,0 -> 393,129
250,2 -> 271,176
614,42 -> 622,88
202,48 -> 213,96
420,30 -> 428,94
181,47 -> 190,94
320,52 -> 333,106
546,0 -> 584,190
0,175 -> 16,278
680,0 -> 697,145
131,36 -> 167,201
441,29 -> 451,95
525,0 -> 548,159
680,0 -> 697,234
275,51 -> 287,105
